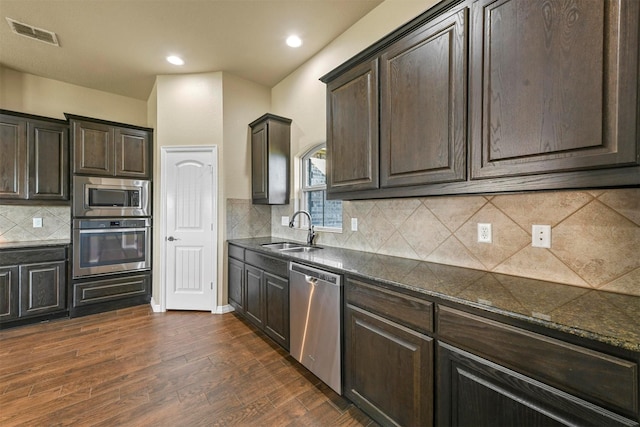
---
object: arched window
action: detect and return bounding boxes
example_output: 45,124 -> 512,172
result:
301,144 -> 342,230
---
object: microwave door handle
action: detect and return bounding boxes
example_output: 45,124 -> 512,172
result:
78,228 -> 146,234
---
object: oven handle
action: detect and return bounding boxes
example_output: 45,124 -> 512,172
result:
78,228 -> 148,234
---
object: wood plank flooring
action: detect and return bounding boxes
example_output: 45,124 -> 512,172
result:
0,305 -> 377,426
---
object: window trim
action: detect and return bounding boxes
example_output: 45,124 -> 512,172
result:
299,143 -> 342,233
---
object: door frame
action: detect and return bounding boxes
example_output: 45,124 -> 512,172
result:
160,145 -> 218,312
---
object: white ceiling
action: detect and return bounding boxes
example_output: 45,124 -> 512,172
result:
0,0 -> 384,100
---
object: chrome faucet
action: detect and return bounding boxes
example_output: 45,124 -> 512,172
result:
289,210 -> 316,245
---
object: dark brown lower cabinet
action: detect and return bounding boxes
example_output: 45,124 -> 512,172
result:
245,264 -> 264,328
19,261 -> 65,317
437,342 -> 638,427
344,303 -> 433,427
227,256 -> 245,313
227,244 -> 289,350
0,266 -> 19,322
70,272 -> 150,318
263,271 -> 289,348
0,246 -> 68,327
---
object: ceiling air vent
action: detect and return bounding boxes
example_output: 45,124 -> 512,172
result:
6,18 -> 59,47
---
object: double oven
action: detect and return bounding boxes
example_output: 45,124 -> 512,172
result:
72,176 -> 151,278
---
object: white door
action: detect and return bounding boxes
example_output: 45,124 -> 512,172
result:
162,147 -> 217,311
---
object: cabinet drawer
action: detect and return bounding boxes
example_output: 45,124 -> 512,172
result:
228,244 -> 244,261
438,306 -> 638,415
0,247 -> 66,266
346,277 -> 433,334
74,274 -> 150,307
245,250 -> 287,277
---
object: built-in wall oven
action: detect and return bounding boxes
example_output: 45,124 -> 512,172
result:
72,218 -> 151,278
73,176 -> 150,218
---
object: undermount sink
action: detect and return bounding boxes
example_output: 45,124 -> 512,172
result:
261,242 -> 305,250
261,242 -> 323,253
280,246 -> 323,253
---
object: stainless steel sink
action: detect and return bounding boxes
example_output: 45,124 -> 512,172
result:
261,242 -> 323,253
280,246 -> 323,253
261,242 -> 305,250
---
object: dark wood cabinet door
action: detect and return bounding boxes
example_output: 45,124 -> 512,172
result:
73,120 -> 114,176
251,122 -> 269,202
0,115 -> 27,199
228,257 -> 245,314
380,7 -> 467,187
249,114 -> 291,205
345,303 -> 433,427
19,261 -> 65,318
263,272 -> 289,350
28,120 -> 69,200
437,342 -> 637,427
0,266 -> 19,322
114,127 -> 150,178
470,0 -> 640,179
244,265 -> 264,328
326,59 -> 379,195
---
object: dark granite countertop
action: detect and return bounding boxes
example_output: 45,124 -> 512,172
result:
229,237 -> 640,353
0,240 -> 71,250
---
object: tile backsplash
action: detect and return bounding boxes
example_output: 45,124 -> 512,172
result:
0,205 -> 71,242
266,189 -> 640,297
226,199 -> 272,240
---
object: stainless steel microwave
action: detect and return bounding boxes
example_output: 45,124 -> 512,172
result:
73,176 -> 150,217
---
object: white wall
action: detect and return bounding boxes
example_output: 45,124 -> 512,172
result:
0,65 -> 147,125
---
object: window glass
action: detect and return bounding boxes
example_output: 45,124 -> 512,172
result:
302,145 -> 342,230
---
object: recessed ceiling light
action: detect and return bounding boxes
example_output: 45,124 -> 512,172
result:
166,55 -> 184,66
286,35 -> 302,48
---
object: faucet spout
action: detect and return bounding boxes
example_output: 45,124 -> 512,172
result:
289,210 -> 316,245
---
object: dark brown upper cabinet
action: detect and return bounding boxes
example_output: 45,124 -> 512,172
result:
28,121 -> 69,200
68,115 -> 152,179
323,2 -> 469,199
321,0 -> 640,200
470,0 -> 640,180
249,114 -> 291,205
0,114 -> 27,200
326,59 -> 379,195
0,110 -> 69,202
380,7 -> 467,188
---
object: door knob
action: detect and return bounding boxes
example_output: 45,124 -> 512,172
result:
166,236 -> 180,241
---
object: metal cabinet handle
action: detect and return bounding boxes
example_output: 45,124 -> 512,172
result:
166,236 -> 180,241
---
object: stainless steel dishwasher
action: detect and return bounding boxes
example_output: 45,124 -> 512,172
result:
289,262 -> 342,394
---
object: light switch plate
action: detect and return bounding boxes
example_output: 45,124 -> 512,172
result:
351,218 -> 358,231
281,216 -> 289,226
33,217 -> 43,228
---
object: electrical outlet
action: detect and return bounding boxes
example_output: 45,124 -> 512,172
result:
351,218 -> 358,232
532,224 -> 551,248
477,223 -> 492,243
32,217 -> 43,228
281,216 -> 289,226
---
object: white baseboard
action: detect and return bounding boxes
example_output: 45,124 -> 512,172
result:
149,298 -> 163,312
150,298 -> 232,314
213,304 -> 234,314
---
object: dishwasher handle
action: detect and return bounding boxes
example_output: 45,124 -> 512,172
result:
290,262 -> 341,286
305,275 -> 318,286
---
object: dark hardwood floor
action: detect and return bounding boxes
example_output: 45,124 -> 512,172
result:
0,305 -> 377,426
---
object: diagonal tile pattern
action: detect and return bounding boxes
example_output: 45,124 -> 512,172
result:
265,188 -> 640,297
0,206 -> 70,243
